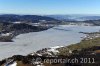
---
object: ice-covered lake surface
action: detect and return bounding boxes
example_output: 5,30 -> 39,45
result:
0,25 -> 100,60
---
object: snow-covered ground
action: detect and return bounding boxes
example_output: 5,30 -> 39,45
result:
0,25 -> 100,60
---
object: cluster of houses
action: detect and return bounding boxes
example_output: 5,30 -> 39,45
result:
0,30 -> 13,37
83,32 -> 100,40
64,22 -> 94,26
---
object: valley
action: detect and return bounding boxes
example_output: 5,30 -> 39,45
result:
0,14 -> 100,66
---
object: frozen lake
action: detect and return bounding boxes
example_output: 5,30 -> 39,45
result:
0,25 -> 100,60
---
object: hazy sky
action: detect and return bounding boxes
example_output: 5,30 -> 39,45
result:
0,0 -> 100,15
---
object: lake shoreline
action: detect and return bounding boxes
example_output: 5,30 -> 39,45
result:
0,32 -> 100,66
0,25 -> 100,61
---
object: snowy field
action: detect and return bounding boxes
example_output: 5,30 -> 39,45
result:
0,25 -> 100,60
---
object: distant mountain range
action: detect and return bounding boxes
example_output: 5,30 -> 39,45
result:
0,14 -> 100,23
46,15 -> 100,21
0,14 -> 100,26
0,14 -> 58,23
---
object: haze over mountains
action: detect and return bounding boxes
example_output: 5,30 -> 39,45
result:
46,15 -> 100,21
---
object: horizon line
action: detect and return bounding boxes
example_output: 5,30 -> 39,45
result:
1,13 -> 100,16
